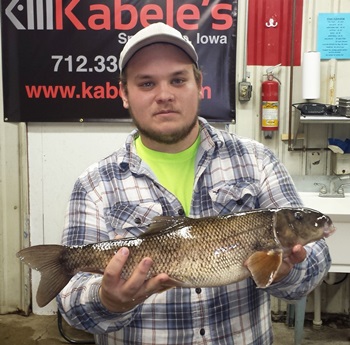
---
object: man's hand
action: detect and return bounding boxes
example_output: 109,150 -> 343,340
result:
273,244 -> 307,283
99,247 -> 173,313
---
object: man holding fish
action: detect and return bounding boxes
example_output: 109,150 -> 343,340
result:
21,23 -> 332,344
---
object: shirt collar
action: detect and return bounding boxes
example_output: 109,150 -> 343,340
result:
119,117 -> 224,172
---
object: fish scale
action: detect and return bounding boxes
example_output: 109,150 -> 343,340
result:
17,207 -> 335,307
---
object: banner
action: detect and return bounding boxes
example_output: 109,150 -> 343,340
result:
1,0 -> 237,122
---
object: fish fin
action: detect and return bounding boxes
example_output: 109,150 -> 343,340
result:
17,245 -> 73,307
157,286 -> 175,294
140,216 -> 189,238
164,277 -> 187,287
157,277 -> 187,293
246,250 -> 282,288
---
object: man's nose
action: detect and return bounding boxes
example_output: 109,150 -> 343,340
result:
155,83 -> 175,103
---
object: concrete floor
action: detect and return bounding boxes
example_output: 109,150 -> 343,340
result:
0,313 -> 349,345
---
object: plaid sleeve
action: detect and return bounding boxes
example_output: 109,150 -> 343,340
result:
61,177 -> 109,246
258,145 -> 303,209
57,273 -> 139,333
247,143 -> 332,300
265,239 -> 331,300
57,178 -> 139,333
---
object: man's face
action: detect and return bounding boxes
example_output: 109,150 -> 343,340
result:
120,43 -> 202,152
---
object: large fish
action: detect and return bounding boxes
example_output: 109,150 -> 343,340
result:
17,207 -> 334,307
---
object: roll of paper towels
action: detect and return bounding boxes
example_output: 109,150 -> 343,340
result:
302,51 -> 320,100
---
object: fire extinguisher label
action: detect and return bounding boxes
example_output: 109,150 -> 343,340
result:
262,101 -> 279,128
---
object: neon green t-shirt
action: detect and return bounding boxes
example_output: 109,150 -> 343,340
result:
135,136 -> 200,216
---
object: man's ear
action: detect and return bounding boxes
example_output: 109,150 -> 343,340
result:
199,72 -> 204,99
119,82 -> 129,109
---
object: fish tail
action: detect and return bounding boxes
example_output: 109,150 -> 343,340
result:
17,245 -> 72,307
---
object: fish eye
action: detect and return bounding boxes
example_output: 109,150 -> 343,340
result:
294,211 -> 303,221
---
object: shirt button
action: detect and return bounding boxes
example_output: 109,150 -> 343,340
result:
236,199 -> 243,205
134,217 -> 142,224
195,288 -> 202,294
200,328 -> 205,336
178,208 -> 185,216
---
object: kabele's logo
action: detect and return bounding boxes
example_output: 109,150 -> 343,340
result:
5,0 -> 233,31
6,0 -> 93,30
6,0 -> 54,30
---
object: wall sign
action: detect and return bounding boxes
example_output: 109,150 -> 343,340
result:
1,0 -> 237,122
317,13 -> 350,60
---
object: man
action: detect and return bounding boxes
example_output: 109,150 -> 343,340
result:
57,22 -> 331,344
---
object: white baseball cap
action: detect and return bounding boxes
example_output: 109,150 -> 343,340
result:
119,22 -> 199,73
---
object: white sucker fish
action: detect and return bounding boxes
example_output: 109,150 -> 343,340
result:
17,207 -> 335,307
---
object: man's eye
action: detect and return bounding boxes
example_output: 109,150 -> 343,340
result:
140,81 -> 153,88
172,78 -> 185,85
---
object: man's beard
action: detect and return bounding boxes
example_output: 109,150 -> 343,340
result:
129,109 -> 199,145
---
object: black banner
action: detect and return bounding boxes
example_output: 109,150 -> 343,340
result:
1,0 -> 237,122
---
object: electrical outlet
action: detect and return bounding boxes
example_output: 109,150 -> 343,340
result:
239,81 -> 252,101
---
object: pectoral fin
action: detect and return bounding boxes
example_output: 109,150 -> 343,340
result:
246,250 -> 283,288
156,277 -> 188,294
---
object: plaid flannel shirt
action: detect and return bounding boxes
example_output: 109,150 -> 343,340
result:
57,118 -> 331,345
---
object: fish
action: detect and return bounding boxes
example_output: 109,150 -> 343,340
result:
17,207 -> 335,307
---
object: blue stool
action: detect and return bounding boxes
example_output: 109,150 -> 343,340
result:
286,296 -> 307,345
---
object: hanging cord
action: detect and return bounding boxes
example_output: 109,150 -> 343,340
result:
57,309 -> 95,344
324,273 -> 348,286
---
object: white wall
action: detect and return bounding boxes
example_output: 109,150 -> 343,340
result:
0,121 -> 30,314
0,27 -> 30,314
28,122 -> 133,313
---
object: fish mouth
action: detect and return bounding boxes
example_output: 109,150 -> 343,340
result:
323,223 -> 336,238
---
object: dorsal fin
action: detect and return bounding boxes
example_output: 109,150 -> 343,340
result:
139,216 -> 190,239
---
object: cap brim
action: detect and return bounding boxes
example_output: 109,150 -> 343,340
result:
119,23 -> 199,72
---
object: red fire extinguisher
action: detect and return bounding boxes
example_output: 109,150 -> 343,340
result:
261,65 -> 281,135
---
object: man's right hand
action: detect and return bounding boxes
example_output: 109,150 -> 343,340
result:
99,247 -> 173,313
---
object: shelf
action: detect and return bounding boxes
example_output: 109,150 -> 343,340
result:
299,115 -> 350,124
287,110 -> 350,150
